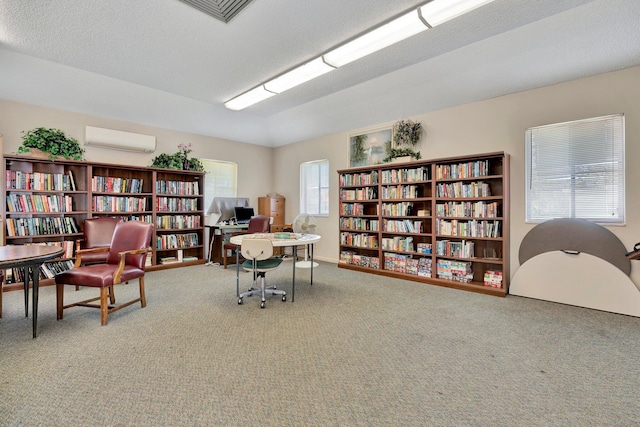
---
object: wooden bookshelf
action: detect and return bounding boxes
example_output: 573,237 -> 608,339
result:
337,152 -> 509,296
2,155 -> 205,291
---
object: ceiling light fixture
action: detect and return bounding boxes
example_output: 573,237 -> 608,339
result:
224,0 -> 494,111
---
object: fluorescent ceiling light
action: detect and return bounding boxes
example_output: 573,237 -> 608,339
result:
420,0 -> 494,27
224,85 -> 276,111
264,57 -> 335,93
323,10 -> 429,68
224,0 -> 495,110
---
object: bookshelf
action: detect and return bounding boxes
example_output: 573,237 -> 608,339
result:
338,152 -> 509,296
2,155 -> 205,291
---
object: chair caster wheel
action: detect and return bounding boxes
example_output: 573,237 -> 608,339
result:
282,295 -> 286,302
260,301 -> 266,309
238,298 -> 243,305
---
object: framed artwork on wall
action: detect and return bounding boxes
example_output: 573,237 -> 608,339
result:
349,127 -> 392,168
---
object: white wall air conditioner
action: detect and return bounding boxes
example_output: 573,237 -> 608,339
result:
85,126 -> 156,153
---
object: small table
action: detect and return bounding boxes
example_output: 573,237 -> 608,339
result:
230,233 -> 321,302
0,245 -> 65,338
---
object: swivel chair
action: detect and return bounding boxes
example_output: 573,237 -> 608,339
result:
222,215 -> 270,268
238,238 -> 286,308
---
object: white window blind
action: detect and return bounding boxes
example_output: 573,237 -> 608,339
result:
203,159 -> 237,212
300,159 -> 329,216
525,114 -> 625,223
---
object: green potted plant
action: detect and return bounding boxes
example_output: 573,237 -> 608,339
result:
384,119 -> 423,163
18,127 -> 85,160
150,143 -> 204,172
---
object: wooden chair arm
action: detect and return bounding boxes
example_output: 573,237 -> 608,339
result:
114,247 -> 151,283
74,247 -> 110,267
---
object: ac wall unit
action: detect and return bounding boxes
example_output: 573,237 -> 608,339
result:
85,126 -> 156,153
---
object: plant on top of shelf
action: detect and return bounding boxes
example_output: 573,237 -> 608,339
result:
18,127 -> 85,160
150,143 -> 204,171
384,119 -> 423,163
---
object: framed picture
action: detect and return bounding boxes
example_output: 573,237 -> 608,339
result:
349,127 -> 392,167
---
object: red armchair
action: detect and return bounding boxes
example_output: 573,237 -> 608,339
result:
55,220 -> 153,326
76,217 -> 122,265
223,215 -> 271,268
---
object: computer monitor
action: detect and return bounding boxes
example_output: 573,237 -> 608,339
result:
234,206 -> 254,224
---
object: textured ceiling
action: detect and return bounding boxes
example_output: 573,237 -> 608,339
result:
0,0 -> 639,147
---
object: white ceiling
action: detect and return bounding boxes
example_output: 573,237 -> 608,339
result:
0,0 -> 639,147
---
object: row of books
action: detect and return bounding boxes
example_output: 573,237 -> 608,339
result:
382,219 -> 423,234
381,236 -> 414,252
436,181 -> 492,198
436,259 -> 473,283
383,253 -> 432,276
92,176 -> 144,193
381,184 -> 420,199
6,217 -> 79,237
339,217 -> 379,231
5,170 -> 76,191
6,193 -> 74,213
156,197 -> 199,212
340,202 -> 368,216
380,167 -> 429,184
339,171 -> 378,187
156,233 -> 199,249
381,201 -> 413,216
339,251 -> 380,268
93,196 -> 147,213
339,232 -> 378,248
156,180 -> 200,196
340,187 -> 377,201
484,270 -> 503,288
435,160 -> 491,180
156,215 -> 201,230
435,201 -> 500,218
4,260 -> 74,283
435,239 -> 475,259
436,219 -> 501,238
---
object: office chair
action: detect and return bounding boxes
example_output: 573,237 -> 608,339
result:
238,238 -> 286,308
55,220 -> 153,326
223,215 -> 270,268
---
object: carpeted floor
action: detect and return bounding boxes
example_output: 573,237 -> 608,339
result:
1,262 -> 639,426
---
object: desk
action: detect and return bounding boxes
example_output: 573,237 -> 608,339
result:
206,224 -> 249,264
230,233 -> 321,302
0,245 -> 65,338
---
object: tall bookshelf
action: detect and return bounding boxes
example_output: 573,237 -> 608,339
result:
338,152 -> 509,296
2,155 -> 205,291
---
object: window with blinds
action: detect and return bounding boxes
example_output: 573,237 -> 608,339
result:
525,114 -> 625,223
203,159 -> 237,211
300,159 -> 329,216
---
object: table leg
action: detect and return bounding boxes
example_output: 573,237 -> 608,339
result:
236,247 -> 240,298
292,246 -> 296,303
23,266 -> 29,317
310,244 -> 314,285
32,265 -> 39,339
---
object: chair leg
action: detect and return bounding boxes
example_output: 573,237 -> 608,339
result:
100,287 -> 109,326
108,285 -> 116,304
223,249 -> 227,269
56,284 -> 64,320
139,277 -> 147,308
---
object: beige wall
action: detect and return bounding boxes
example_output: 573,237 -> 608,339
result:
2,66 -> 639,284
274,66 -> 640,285
0,99 -> 274,210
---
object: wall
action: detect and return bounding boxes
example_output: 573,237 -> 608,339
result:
0,99 -> 274,210
274,66 -> 640,285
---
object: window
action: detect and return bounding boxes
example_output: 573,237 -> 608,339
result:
203,159 -> 237,214
300,159 -> 329,216
525,114 -> 625,223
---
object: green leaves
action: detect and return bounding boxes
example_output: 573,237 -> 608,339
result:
19,127 -> 85,160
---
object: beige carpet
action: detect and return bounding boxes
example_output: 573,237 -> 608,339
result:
1,262 -> 639,426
